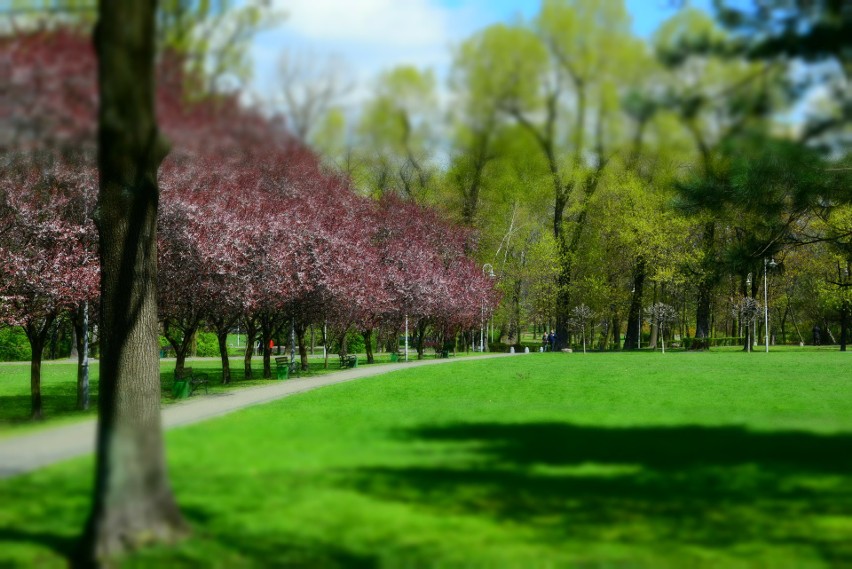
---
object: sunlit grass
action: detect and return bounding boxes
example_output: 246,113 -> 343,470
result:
0,350 -> 437,435
1,351 -> 851,567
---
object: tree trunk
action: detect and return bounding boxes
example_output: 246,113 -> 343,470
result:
649,282 -> 659,349
840,301 -> 849,352
262,342 -> 272,378
70,325 -> 79,360
693,223 -> 716,350
217,330 -> 231,384
824,319 -> 837,344
322,322 -> 329,369
624,258 -> 645,350
163,321 -> 196,379
415,320 -> 427,359
362,329 -> 374,364
611,315 -> 620,351
24,318 -> 52,421
509,277 -> 522,344
71,304 -> 90,411
259,313 -> 283,379
297,328 -> 309,371
78,2 -> 187,563
554,234 -> 572,351
339,327 -> 349,357
243,320 -> 257,379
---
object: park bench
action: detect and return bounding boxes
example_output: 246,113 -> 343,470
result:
339,354 -> 358,369
274,356 -> 301,379
176,367 -> 208,396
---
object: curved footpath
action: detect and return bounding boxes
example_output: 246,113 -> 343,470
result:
0,352 -> 522,480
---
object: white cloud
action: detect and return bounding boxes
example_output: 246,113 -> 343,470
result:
252,0 -> 491,101
274,0 -> 455,49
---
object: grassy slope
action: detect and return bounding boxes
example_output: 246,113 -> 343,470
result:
1,351 -> 851,568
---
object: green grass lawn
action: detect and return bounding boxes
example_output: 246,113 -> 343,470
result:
0,351 -> 423,435
1,350 -> 851,567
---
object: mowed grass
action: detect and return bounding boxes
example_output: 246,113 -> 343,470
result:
1,351 -> 851,568
0,352 -> 409,435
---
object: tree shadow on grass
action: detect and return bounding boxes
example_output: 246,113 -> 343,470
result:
344,422 -> 852,564
0,527 -> 77,562
0,492 -> 378,568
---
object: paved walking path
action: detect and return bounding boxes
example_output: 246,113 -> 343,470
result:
0,353 -> 521,480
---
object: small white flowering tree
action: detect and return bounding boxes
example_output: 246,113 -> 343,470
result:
646,302 -> 678,353
568,304 -> 595,353
732,296 -> 761,352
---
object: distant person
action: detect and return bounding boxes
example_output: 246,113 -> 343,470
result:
542,332 -> 548,351
813,325 -> 821,346
549,330 -> 557,352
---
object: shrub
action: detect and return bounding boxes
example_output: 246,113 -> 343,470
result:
329,330 -> 368,354
0,326 -> 31,361
196,332 -> 220,357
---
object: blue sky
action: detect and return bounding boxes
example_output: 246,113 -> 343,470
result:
251,0 -> 714,103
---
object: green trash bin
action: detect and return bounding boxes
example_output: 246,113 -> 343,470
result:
173,380 -> 189,399
390,352 -> 398,363
352,356 -> 358,368
276,365 -> 289,380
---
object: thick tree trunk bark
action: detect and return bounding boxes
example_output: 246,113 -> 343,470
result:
78,2 -> 187,563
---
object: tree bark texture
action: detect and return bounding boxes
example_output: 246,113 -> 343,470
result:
243,317 -> 257,379
25,317 -> 52,421
362,329 -> 374,364
623,258 -> 646,350
72,303 -> 90,410
78,1 -> 187,564
692,222 -> 716,350
216,330 -> 231,384
295,322 -> 309,370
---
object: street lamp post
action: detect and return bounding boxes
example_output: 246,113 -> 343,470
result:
632,285 -> 640,350
482,263 -> 495,352
746,273 -> 752,353
764,258 -> 777,353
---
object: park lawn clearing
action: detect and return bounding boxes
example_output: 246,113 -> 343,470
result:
0,352 -> 421,437
1,351 -> 851,567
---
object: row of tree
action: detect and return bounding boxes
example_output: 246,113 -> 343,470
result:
291,0 -> 850,352
0,28 -> 497,420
